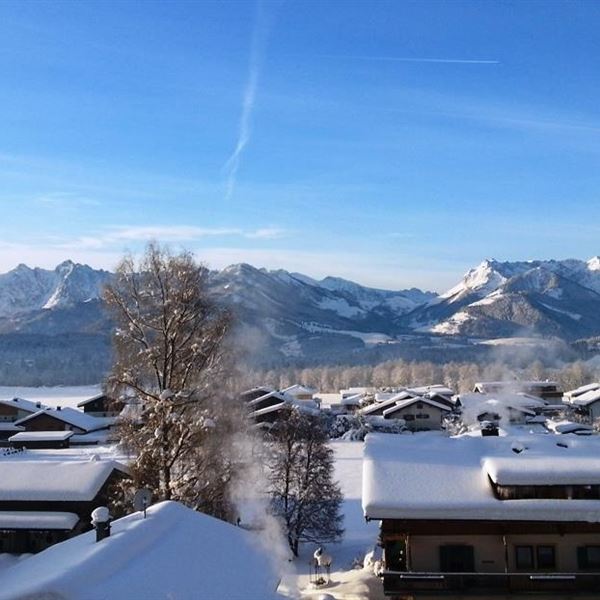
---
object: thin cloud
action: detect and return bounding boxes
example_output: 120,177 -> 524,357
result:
223,1 -> 270,201
34,192 -> 101,208
110,225 -> 241,241
245,227 -> 286,240
318,54 -> 500,65
53,225 -> 288,250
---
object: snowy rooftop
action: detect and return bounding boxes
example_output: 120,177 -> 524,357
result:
460,392 -> 546,409
361,391 -> 416,416
0,397 -> 45,414
76,393 -> 106,407
251,402 -> 287,417
570,389 -> 600,406
0,511 -> 79,530
475,381 -> 559,389
281,384 -> 316,395
382,396 -> 451,417
408,384 -> 454,397
15,407 -> 113,432
247,391 -> 288,407
0,501 -> 280,600
0,423 -> 24,432
0,460 -> 128,502
363,433 -> 600,522
565,383 -> 600,398
9,431 -> 74,442
483,455 -> 600,486
547,420 -> 594,434
340,393 -> 363,406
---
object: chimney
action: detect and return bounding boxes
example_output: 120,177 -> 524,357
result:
56,406 -> 62,411
481,421 -> 499,437
91,507 -> 111,542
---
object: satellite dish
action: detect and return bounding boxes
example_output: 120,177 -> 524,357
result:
133,488 -> 153,517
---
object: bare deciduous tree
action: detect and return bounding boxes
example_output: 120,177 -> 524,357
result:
104,243 -> 238,518
266,406 -> 344,556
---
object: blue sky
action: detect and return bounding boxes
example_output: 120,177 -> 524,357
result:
0,0 -> 599,291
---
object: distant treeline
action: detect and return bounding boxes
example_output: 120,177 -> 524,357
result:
239,358 -> 600,394
0,333 -> 111,386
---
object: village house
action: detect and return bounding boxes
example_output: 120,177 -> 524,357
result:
564,383 -> 600,402
247,390 -> 320,428
281,384 -> 317,401
0,398 -> 45,423
77,393 -> 125,418
9,431 -> 73,450
563,386 -> 600,422
456,392 -> 546,426
0,459 -> 129,554
409,384 -> 455,406
360,391 -> 418,418
240,386 -> 275,403
0,423 -> 24,444
363,433 -> 600,599
250,401 -> 289,427
246,390 -> 289,414
14,407 -> 113,436
474,381 -> 563,404
382,396 -> 452,431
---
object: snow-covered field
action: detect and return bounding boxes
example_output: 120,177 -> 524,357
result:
279,441 -> 383,599
0,385 -> 101,408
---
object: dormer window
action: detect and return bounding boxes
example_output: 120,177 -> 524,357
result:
491,479 -> 600,500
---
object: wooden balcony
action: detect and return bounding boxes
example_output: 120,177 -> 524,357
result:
382,570 -> 600,596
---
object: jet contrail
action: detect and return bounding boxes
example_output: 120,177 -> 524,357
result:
223,1 -> 268,201
320,54 -> 500,65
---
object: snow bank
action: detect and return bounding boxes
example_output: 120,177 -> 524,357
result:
0,501 -> 281,600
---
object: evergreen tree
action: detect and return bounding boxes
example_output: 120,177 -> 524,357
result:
266,406 -> 344,556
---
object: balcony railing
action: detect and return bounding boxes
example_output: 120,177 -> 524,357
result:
382,571 -> 600,596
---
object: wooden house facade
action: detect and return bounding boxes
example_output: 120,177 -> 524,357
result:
77,394 -> 125,417
0,460 -> 129,554
363,433 -> 600,599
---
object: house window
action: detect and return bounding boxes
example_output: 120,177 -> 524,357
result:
536,546 -> 556,569
516,545 -> 556,570
416,413 -> 430,419
416,403 -> 423,409
578,546 -> 600,569
515,546 -> 534,570
404,415 -> 415,421
440,545 -> 475,572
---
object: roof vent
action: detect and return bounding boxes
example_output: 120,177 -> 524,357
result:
56,406 -> 62,411
511,441 -> 526,454
35,402 -> 41,408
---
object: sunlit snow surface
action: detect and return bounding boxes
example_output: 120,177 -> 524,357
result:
0,501 -> 280,600
0,385 -> 101,408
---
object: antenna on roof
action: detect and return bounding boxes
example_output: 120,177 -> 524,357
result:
133,488 -> 153,518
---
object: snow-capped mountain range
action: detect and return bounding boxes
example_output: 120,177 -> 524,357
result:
411,257 -> 600,339
0,260 -> 111,316
0,257 -> 599,382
